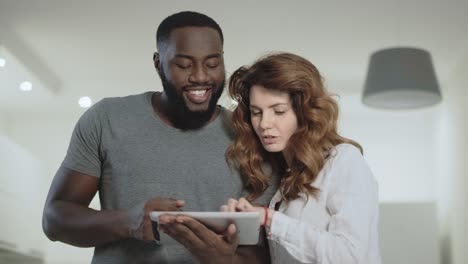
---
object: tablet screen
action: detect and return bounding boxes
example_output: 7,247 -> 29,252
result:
150,211 -> 261,245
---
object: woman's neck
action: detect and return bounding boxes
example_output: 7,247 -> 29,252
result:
282,149 -> 293,170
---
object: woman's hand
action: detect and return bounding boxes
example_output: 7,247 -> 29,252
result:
220,198 -> 274,227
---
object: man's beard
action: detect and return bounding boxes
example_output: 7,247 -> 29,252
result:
159,68 -> 225,130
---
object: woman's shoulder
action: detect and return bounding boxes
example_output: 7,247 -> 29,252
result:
326,143 -> 371,178
330,143 -> 363,161
326,143 -> 376,187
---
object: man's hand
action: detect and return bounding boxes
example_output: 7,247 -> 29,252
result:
127,197 -> 185,242
159,215 -> 239,263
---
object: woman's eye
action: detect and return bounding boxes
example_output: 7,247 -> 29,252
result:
275,111 -> 286,115
251,111 -> 261,116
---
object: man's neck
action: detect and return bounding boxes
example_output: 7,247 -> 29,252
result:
151,92 -> 220,130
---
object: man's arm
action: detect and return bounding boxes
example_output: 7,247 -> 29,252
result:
42,166 -> 184,247
42,166 -> 130,247
235,245 -> 269,264
235,230 -> 270,264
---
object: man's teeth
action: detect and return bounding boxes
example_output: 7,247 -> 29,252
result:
189,90 -> 207,96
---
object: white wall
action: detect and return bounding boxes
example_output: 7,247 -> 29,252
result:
338,95 -> 443,263
339,95 -> 440,203
7,112 -> 78,181
0,128 -> 46,259
5,111 -> 95,264
433,78 -> 462,264
0,112 -> 8,135
336,79 -> 467,264
446,53 -> 468,264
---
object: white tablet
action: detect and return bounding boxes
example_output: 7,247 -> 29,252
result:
150,211 -> 261,245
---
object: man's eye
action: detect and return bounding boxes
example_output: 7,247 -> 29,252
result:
206,59 -> 220,69
206,63 -> 219,69
176,64 -> 191,69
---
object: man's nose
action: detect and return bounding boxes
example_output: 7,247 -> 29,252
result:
189,65 -> 209,83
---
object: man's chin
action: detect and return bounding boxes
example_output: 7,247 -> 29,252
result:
185,104 -> 211,113
183,96 -> 213,112
174,102 -> 215,130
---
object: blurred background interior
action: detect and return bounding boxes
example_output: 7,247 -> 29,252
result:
1,0 -> 467,263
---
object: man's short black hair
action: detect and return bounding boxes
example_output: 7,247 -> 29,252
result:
156,11 -> 224,51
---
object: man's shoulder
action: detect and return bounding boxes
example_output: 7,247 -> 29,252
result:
78,92 -> 151,123
90,92 -> 151,115
218,106 -> 233,118
99,92 -> 151,106
216,106 -> 235,135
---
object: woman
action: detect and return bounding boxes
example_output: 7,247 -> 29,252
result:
223,53 -> 381,263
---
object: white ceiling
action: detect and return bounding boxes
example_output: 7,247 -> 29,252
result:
1,0 -> 467,114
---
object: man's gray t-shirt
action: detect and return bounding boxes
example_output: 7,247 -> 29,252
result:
62,92 -> 277,263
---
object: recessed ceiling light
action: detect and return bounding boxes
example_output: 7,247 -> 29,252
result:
0,58 -> 5,67
79,96 -> 92,108
19,81 -> 32,91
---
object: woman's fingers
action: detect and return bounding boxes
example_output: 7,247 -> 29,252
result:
222,197 -> 258,212
236,197 -> 253,212
227,198 -> 238,212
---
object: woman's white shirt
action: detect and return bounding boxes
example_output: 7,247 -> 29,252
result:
267,144 -> 381,264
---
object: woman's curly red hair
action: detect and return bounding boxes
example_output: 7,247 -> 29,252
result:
226,52 -> 362,201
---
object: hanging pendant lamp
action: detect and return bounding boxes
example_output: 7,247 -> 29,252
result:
362,47 -> 442,109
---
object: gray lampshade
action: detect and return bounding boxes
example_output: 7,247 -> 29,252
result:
362,47 -> 442,109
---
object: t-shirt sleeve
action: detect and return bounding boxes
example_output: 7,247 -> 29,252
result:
61,101 -> 106,178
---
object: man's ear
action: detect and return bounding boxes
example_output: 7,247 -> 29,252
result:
153,52 -> 161,73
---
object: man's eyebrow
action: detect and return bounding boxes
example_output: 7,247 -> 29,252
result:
205,54 -> 223,59
174,53 -> 223,60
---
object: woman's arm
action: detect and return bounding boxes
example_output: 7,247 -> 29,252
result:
266,145 -> 379,263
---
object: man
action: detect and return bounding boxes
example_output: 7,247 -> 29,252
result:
42,11 -> 277,263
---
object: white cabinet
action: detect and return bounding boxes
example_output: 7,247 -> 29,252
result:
379,202 -> 440,264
